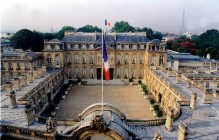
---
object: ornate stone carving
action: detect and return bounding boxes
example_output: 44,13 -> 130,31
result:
46,117 -> 55,133
153,131 -> 163,140
91,115 -> 108,133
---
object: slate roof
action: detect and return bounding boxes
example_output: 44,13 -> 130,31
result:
61,32 -> 149,44
48,38 -> 62,43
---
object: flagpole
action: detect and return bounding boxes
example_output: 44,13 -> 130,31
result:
101,30 -> 104,115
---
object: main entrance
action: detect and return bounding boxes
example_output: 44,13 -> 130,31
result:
97,68 -> 114,80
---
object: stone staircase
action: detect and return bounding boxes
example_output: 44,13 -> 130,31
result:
112,117 -> 142,139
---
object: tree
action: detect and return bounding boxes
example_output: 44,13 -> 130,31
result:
111,21 -> 135,32
56,26 -> 76,40
194,29 -> 219,59
77,25 -> 102,32
10,29 -> 44,51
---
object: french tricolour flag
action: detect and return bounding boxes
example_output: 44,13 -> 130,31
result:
103,34 -> 110,80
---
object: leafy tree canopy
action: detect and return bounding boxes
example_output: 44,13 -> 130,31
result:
11,29 -> 44,52
111,21 -> 135,32
77,25 -> 102,32
56,26 -> 76,40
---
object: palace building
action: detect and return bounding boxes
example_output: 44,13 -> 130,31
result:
43,32 -> 164,80
1,32 -> 219,140
1,49 -> 43,85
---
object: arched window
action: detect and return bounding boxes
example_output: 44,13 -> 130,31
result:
46,45 -> 51,50
74,54 -> 78,64
9,72 -> 13,81
82,67 -> 86,78
150,55 -> 155,66
82,54 -> 86,64
132,54 -> 136,64
90,54 -> 94,64
55,45 -> 60,50
55,54 -> 60,67
206,83 -> 210,88
124,68 -> 128,79
117,54 -> 121,64
90,67 -> 94,79
86,44 -> 90,49
132,68 -> 136,78
159,55 -> 164,66
67,68 -> 72,78
139,69 -> 143,79
140,55 -> 143,64
67,53 -> 72,65
124,54 -> 128,64
9,63 -> 13,70
75,67 -> 79,78
117,68 -> 120,78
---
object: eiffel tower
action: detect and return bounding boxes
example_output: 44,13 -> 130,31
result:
180,9 -> 186,34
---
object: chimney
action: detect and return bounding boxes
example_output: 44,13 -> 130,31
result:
114,32 -> 116,40
94,32 -> 97,40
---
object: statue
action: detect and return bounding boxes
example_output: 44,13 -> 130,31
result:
46,117 -> 54,133
91,115 -> 107,133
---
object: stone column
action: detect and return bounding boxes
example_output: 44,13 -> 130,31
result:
178,121 -> 188,140
165,108 -> 174,131
25,104 -> 34,126
4,82 -> 12,93
9,91 -> 17,109
19,75 -> 27,87
27,71 -> 33,84
33,70 -> 38,79
203,89 -> 213,104
176,73 -> 181,84
44,117 -> 57,140
190,93 -> 197,110
12,77 -> 21,91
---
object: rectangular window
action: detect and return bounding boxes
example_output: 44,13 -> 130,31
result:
47,57 -> 52,66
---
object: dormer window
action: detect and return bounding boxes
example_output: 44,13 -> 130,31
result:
55,45 -> 60,50
47,45 -> 51,50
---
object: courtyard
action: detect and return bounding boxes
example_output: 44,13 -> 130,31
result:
56,85 -> 158,120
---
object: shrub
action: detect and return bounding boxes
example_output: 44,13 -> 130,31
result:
153,105 -> 159,111
138,80 -> 142,85
149,99 -> 155,105
143,87 -> 148,94
156,110 -> 163,117
78,77 -> 81,83
129,78 -> 133,83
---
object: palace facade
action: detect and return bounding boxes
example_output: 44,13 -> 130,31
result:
43,32 -> 166,80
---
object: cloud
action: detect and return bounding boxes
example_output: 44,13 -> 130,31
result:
1,0 -> 219,33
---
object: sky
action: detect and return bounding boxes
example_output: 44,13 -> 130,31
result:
1,0 -> 219,34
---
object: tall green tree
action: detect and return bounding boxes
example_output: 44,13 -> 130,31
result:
77,25 -> 102,32
10,29 -> 44,51
111,21 -> 135,32
56,26 -> 76,39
